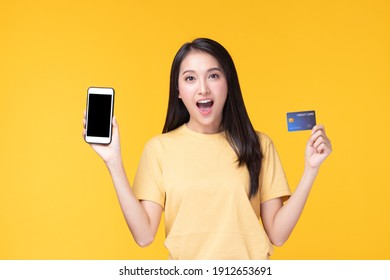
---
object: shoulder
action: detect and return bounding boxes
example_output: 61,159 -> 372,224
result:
144,125 -> 186,151
256,131 -> 272,142
255,131 -> 274,151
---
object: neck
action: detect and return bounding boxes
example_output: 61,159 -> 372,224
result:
185,122 -> 222,134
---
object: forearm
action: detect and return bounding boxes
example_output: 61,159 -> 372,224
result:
270,166 -> 319,245
262,124 -> 332,246
106,158 -> 157,247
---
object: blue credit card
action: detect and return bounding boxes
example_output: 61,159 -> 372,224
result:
287,110 -> 316,132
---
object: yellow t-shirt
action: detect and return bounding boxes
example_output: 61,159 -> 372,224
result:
132,124 -> 291,259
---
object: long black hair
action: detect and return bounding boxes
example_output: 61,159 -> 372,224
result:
162,38 -> 262,198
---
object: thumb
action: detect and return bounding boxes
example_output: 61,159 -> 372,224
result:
113,116 -> 118,127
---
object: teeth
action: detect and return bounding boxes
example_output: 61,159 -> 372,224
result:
198,100 -> 212,104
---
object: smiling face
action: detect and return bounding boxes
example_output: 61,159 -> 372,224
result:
178,51 -> 228,134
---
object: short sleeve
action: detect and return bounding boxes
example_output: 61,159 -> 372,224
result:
258,133 -> 291,203
132,139 -> 166,208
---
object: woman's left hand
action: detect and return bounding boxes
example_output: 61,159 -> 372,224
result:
305,124 -> 332,169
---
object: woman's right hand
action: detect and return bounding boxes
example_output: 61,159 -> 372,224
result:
83,113 -> 162,247
82,111 -> 122,165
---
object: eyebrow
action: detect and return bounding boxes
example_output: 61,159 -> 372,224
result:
181,67 -> 223,75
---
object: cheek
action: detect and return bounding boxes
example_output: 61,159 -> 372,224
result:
178,82 -> 185,99
212,82 -> 228,99
178,82 -> 196,99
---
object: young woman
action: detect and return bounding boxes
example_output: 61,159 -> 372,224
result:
83,38 -> 332,259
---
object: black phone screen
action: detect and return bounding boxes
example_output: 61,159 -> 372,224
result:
87,94 -> 112,137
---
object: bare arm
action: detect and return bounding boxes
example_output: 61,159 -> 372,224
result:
260,124 -> 332,246
83,114 -> 162,247
106,157 -> 162,247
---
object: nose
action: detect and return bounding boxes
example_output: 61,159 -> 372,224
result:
198,78 -> 210,95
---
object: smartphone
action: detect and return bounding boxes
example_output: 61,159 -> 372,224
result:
85,87 -> 115,144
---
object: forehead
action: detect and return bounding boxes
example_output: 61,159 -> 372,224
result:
180,50 -> 221,72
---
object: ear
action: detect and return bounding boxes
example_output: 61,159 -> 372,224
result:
178,93 -> 182,99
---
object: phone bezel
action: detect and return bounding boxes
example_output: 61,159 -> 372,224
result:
85,87 -> 115,144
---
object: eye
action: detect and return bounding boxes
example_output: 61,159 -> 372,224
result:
185,76 -> 195,82
209,73 -> 220,79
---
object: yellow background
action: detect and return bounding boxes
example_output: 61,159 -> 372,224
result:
1,0 -> 389,260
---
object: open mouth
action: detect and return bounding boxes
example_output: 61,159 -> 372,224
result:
196,99 -> 214,112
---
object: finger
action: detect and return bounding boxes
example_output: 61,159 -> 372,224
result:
309,129 -> 324,146
112,116 -> 118,127
310,128 -> 330,146
112,116 -> 119,135
313,129 -> 331,145
313,135 -> 332,153
83,111 -> 87,128
311,124 -> 325,135
316,142 -> 332,155
313,136 -> 328,149
316,142 -> 326,154
82,111 -> 87,138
